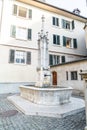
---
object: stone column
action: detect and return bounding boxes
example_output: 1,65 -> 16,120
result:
35,15 -> 51,87
80,71 -> 87,130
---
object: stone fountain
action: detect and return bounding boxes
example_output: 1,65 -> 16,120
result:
19,15 -> 72,105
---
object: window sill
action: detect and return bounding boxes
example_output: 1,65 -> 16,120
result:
53,44 -> 62,47
10,37 -> 32,42
10,63 -> 31,66
61,28 -> 73,32
52,25 -> 60,29
13,15 -> 32,20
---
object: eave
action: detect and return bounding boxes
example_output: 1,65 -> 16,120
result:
16,0 -> 87,23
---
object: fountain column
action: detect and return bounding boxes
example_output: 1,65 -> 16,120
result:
35,15 -> 51,87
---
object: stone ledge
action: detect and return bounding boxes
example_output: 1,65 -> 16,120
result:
8,95 -> 85,118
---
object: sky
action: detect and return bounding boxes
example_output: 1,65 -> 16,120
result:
46,0 -> 87,17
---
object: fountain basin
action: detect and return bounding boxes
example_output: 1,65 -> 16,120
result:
20,86 -> 72,105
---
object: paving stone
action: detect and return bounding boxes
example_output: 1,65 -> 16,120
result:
0,94 -> 86,130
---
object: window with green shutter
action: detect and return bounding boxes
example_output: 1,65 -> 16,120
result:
53,34 -> 60,45
73,39 -> 77,48
13,4 -> 32,19
61,56 -> 65,63
52,17 -> 59,26
9,50 -> 31,65
9,50 -> 15,63
62,19 -> 70,29
71,71 -> 78,80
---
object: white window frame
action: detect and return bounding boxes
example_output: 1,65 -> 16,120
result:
15,51 -> 26,64
16,27 -> 27,40
52,17 -> 59,27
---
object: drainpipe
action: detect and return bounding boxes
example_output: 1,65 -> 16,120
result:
0,0 -> 4,38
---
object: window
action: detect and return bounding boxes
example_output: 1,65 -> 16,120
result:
52,17 -> 59,26
15,51 -> 26,64
63,36 -> 72,48
66,71 -> 68,80
13,4 -> 32,19
62,19 -> 70,29
49,55 -> 60,65
63,36 -> 77,48
18,7 -> 27,18
61,56 -> 65,63
53,34 -> 60,45
9,50 -> 31,65
71,71 -> 78,80
16,27 -> 27,40
62,19 -> 75,30
10,25 -> 32,40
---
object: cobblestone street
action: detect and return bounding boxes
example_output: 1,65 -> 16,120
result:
0,94 -> 86,130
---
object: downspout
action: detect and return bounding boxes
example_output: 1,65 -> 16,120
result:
0,0 -> 4,37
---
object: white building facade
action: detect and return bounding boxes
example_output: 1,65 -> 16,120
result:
0,0 -> 87,93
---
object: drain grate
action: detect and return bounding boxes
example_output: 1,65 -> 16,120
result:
0,110 -> 18,117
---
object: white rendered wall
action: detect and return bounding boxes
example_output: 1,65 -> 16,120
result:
51,61 -> 87,94
0,0 -> 87,93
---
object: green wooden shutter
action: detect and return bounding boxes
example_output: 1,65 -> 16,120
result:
57,35 -> 60,45
29,9 -> 32,18
13,5 -> 17,15
9,50 -> 15,63
56,18 -> 59,26
10,25 -> 16,37
62,56 -> 65,63
28,29 -> 32,40
52,17 -> 55,25
49,55 -> 53,65
62,19 -> 66,28
72,20 -> 75,29
26,52 -> 31,64
73,39 -> 77,48
53,34 -> 56,44
63,36 -> 66,46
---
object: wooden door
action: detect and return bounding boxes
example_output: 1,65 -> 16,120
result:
52,71 -> 57,85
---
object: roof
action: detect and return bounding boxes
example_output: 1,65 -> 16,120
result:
50,58 -> 87,68
16,0 -> 87,23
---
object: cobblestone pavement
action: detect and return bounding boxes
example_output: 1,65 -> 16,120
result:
0,94 -> 86,130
